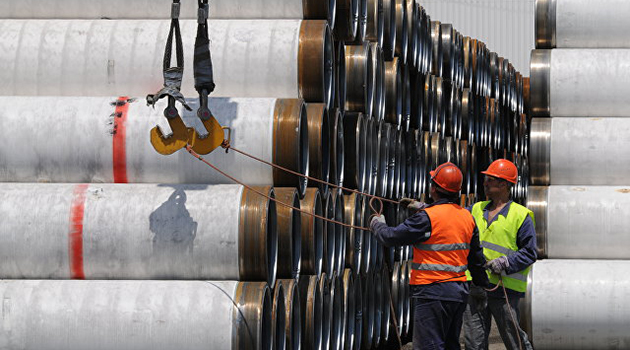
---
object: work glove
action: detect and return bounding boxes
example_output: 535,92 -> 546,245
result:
370,215 -> 386,232
400,197 -> 427,216
486,256 -> 510,275
469,284 -> 488,313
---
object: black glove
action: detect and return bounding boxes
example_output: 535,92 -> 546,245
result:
469,284 -> 487,313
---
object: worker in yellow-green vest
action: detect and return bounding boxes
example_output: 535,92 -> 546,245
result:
463,159 -> 537,350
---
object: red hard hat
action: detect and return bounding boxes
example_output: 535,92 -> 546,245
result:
430,162 -> 463,193
481,159 -> 518,184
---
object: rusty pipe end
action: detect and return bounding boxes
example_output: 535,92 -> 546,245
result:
306,103 -> 331,196
530,50 -> 551,117
240,187 -> 278,288
299,20 -> 335,110
300,189 -> 324,276
274,188 -> 302,279
273,99 -> 309,198
299,275 -> 323,350
535,0 -> 556,49
235,282 -> 273,350
277,279 -> 301,350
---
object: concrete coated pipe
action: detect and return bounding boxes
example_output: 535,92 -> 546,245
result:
369,42 -> 386,121
306,103 -> 331,195
271,283 -> 288,350
0,183 -> 278,285
0,96 -> 310,196
0,280 -> 273,350
527,185 -> 630,259
343,112 -> 368,192
361,272 -> 375,349
341,269 -> 355,349
344,193 -> 364,274
298,275 -> 323,350
394,0 -> 408,63
345,43 -> 375,116
530,117 -> 630,186
334,0 -> 360,41
535,0 -> 630,49
522,259 -> 630,350
333,190 -> 348,278
274,188 -> 303,279
384,57 -> 403,126
0,19 -> 334,109
530,49 -> 630,117
382,0 -> 397,61
330,109 -> 346,186
299,188 -> 324,277
365,0 -> 384,47
0,0 -> 337,23
276,280 -> 301,350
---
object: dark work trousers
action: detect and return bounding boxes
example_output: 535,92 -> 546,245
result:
412,297 -> 467,350
463,295 -> 534,350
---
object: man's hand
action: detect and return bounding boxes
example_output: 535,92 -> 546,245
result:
370,215 -> 386,232
486,256 -> 510,275
400,197 -> 427,216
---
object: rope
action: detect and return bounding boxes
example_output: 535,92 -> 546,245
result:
221,141 -> 399,205
185,145 -> 374,232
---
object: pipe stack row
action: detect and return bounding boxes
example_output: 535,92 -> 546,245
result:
0,1 -> 530,349
523,1 -> 630,348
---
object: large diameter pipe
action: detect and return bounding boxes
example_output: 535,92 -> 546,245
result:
335,42 -> 348,112
361,272 -> 375,349
530,49 -> 630,117
0,0 -> 337,23
329,273 -> 344,350
344,193 -> 364,274
530,117 -> 630,186
365,0 -> 384,47
300,188 -> 324,276
335,0 -> 360,41
345,43 -> 375,116
527,185 -> 630,260
343,112 -> 368,192
394,0 -> 408,63
324,192 -> 337,277
306,103 -> 331,195
369,42 -> 386,121
382,0 -> 397,61
333,190 -> 348,278
0,280 -> 273,350
0,19 -> 334,109
330,109 -> 346,186
299,275 -> 323,350
431,21 -> 443,77
272,283 -> 288,350
0,96 -> 310,196
274,188 -> 303,279
384,57 -> 403,126
535,0 -> 630,49
522,259 -> 630,349
0,183 -> 278,284
405,0 -> 419,70
365,118 -> 378,196
276,280 -> 301,350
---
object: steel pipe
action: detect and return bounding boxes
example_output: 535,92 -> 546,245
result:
380,265 -> 392,346
402,261 -> 411,337
376,121 -> 392,198
372,269 -> 384,348
319,273 -> 333,350
522,259 -> 630,349
334,0 -> 360,41
530,117 -> 630,186
394,0 -> 408,63
274,188 -> 303,279
349,269 -> 363,350
345,43 -> 375,116
0,280 -> 273,350
410,71 -> 426,131
276,280 -> 301,350
343,113 -> 368,192
365,118 -> 377,195
441,23 -> 455,82
360,197 -> 374,275
401,63 -> 412,132
344,193 -> 364,274
384,57 -> 403,126
306,103 -> 331,196
0,0 -> 337,22
420,131 -> 433,195
434,76 -> 446,138
0,20 -> 334,109
328,273 -> 344,350
298,275 -> 323,350
365,0 -> 384,47
272,283 -> 288,350
530,49 -> 630,117
0,97 -> 310,196
333,191 -> 348,278
382,0 -> 397,61
369,42 -> 386,121
335,42 -> 348,112
423,74 -> 436,132
330,109 -> 346,186
0,183 -> 278,284
406,130 -> 419,198
422,11 -> 433,75
300,188 -> 325,277
405,0 -> 418,70
527,185 -> 630,260
430,21 -> 443,77
342,269 -> 356,350
361,272 -> 375,349
323,192 -> 337,277
535,0 -> 630,49
388,129 -> 400,199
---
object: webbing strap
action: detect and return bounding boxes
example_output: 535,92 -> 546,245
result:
146,0 -> 191,112
194,0 -> 216,95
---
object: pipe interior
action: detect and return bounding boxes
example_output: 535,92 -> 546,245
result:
298,103 -> 310,198
262,287 -> 273,350
325,193 -> 336,276
276,285 -> 287,350
291,195 -> 302,278
290,284 -> 301,350
267,195 -> 278,288
313,192 -> 324,276
323,25 -> 335,110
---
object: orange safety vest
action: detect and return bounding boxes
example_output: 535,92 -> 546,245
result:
410,203 -> 475,285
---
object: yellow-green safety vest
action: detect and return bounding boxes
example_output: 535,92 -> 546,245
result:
466,201 -> 535,293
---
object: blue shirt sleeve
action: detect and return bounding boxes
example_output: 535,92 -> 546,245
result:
371,211 -> 432,247
505,215 -> 538,275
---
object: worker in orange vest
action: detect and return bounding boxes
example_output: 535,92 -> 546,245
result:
371,162 -> 489,350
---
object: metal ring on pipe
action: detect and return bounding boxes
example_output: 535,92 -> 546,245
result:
343,112 -> 368,192
330,109 -> 346,187
299,275 -> 323,350
329,273 -> 344,350
300,188 -> 325,277
430,20 -> 443,77
369,42 -> 385,121
344,194 -> 364,274
345,43 -> 374,116
342,269 -> 356,350
376,121 -> 391,198
243,186 -> 279,287
394,0 -> 408,63
306,103 -> 331,196
319,273 -> 332,350
274,188 -> 303,279
365,0 -> 385,47
272,282 -> 288,350
333,191 -> 347,278
277,279 -> 301,350
382,0 -> 397,60
529,118 -> 551,186
384,57 -> 403,126
334,0 -> 360,41
299,21 -> 335,110
361,272 -> 375,349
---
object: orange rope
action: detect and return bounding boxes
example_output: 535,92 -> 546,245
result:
222,141 -> 400,205
186,145 -> 375,232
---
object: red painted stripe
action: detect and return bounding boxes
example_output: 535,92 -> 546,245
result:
68,184 -> 89,279
112,96 -> 129,183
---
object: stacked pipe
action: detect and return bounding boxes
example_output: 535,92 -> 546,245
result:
0,1 -> 531,349
523,1 -> 630,348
